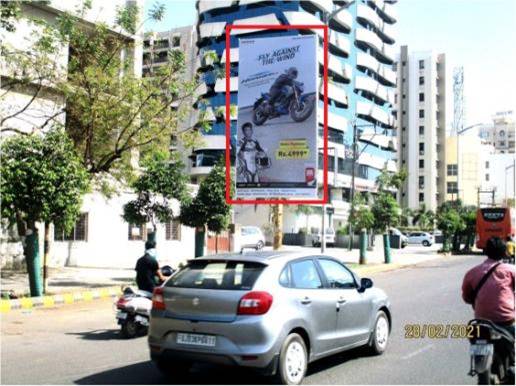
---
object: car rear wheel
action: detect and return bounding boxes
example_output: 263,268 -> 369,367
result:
422,240 -> 430,247
368,311 -> 389,355
276,333 -> 307,385
120,318 -> 138,339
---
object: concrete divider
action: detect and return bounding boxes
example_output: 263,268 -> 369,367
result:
0,286 -> 121,313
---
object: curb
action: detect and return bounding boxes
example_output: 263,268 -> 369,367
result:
0,286 -> 122,313
354,263 -> 404,276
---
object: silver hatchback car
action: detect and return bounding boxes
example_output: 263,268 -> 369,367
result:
149,251 -> 391,384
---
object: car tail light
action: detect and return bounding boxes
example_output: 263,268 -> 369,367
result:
152,287 -> 165,310
237,291 -> 273,315
116,297 -> 128,309
305,167 -> 315,183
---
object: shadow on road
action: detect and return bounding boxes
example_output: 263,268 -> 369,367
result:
74,361 -> 269,385
66,329 -> 122,341
74,348 -> 373,385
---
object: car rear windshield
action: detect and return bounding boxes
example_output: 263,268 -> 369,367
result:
166,260 -> 266,290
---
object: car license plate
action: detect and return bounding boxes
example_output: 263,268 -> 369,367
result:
176,333 -> 216,347
470,343 -> 493,356
116,311 -> 127,320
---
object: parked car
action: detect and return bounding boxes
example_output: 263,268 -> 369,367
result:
311,227 -> 335,247
239,226 -> 265,250
407,232 -> 434,247
389,227 -> 408,248
149,251 -> 391,385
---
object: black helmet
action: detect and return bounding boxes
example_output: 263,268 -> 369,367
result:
286,67 -> 298,78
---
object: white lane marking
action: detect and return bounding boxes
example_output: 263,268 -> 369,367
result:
401,343 -> 434,360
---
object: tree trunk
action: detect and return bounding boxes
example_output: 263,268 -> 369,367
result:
43,222 -> 51,294
273,204 -> 283,250
24,222 -> 43,297
215,233 -> 219,254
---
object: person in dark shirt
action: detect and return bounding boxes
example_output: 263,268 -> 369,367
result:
267,67 -> 298,113
135,240 -> 165,293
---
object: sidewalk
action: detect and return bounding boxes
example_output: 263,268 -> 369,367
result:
1,266 -> 134,298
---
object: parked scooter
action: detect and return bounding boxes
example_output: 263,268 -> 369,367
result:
115,265 -> 174,338
468,319 -> 515,385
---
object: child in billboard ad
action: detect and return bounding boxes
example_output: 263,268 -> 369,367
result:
235,34 -> 318,199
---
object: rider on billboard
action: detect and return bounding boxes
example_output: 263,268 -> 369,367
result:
237,122 -> 265,183
267,67 -> 298,115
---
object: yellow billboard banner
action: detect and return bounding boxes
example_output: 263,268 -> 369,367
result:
276,139 -> 310,160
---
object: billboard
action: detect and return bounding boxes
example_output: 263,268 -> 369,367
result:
235,34 -> 318,199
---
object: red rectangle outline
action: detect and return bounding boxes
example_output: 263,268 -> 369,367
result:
225,24 -> 328,205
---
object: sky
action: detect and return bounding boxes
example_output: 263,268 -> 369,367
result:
143,0 -> 516,130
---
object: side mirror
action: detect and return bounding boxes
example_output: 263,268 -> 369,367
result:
359,277 -> 373,292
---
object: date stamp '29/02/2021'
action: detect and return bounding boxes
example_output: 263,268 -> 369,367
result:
404,324 -> 481,339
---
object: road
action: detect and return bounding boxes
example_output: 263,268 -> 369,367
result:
1,254 -> 480,385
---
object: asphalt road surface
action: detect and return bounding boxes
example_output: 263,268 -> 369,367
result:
1,255 -> 481,385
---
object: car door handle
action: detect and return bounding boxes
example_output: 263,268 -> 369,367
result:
337,297 -> 347,304
300,297 -> 312,305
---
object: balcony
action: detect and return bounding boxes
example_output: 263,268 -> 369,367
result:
368,0 -> 397,24
329,32 -> 350,58
359,130 -> 397,151
356,52 -> 396,86
283,11 -> 325,38
319,80 -> 348,107
317,110 -> 349,132
319,48 -> 352,83
220,47 -> 239,63
214,76 -> 238,92
356,28 -> 394,64
329,9 -> 353,33
356,100 -> 395,128
357,4 -> 395,44
197,0 -> 234,15
355,75 -> 394,105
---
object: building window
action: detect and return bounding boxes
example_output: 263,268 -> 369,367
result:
419,109 -> 425,118
166,219 -> 181,240
402,126 -> 406,131
54,213 -> 88,241
447,182 -> 458,194
419,176 -> 425,188
402,111 -> 406,115
499,141 -> 506,146
447,164 -> 458,176
419,159 -> 424,168
419,142 -> 424,155
419,126 -> 424,135
485,174 -> 490,182
419,192 -> 424,202
485,161 -> 489,169
419,93 -> 424,102
419,76 -> 424,85
402,61 -> 406,66
419,60 -> 425,69
128,224 -> 146,241
172,36 -> 181,47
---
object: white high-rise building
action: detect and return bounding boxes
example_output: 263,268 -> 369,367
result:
395,46 -> 446,211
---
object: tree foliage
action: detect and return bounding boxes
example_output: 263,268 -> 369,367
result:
371,169 -> 405,233
349,195 -> 374,231
0,129 -> 90,232
412,203 -> 435,230
436,200 -> 466,252
180,159 -> 231,234
1,1 -> 204,190
122,151 -> 189,231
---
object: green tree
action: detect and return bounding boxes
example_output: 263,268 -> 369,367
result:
179,160 -> 231,255
122,151 -> 189,239
436,200 -> 465,252
295,205 -> 314,234
459,205 -> 477,252
400,207 -> 414,227
349,195 -> 375,232
412,204 -> 435,230
1,2 -> 205,190
371,169 -> 406,263
0,129 -> 90,295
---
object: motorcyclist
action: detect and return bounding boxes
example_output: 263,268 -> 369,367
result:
506,236 -> 515,261
237,122 -> 264,183
135,239 -> 166,294
267,67 -> 298,114
462,237 -> 515,336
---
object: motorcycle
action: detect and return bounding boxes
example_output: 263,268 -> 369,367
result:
252,81 -> 315,126
115,265 -> 174,338
468,319 -> 515,385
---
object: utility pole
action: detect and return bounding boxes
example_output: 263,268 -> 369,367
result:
348,121 -> 357,250
272,204 -> 283,250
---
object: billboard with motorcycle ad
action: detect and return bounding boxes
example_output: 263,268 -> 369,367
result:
235,34 -> 318,199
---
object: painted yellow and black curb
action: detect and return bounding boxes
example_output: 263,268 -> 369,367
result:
0,286 -> 122,313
